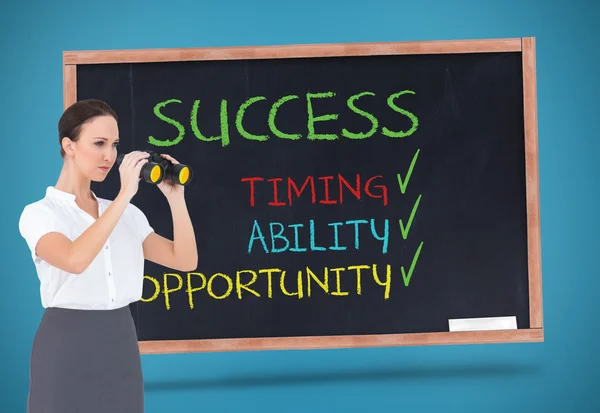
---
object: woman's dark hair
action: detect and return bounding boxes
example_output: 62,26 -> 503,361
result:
58,99 -> 118,157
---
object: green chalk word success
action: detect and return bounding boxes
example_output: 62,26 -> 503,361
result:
147,90 -> 419,146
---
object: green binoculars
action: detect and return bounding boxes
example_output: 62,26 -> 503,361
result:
116,151 -> 193,186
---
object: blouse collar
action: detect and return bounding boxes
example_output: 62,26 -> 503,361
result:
46,186 -> 98,203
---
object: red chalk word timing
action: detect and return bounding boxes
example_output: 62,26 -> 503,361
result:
241,174 -> 388,207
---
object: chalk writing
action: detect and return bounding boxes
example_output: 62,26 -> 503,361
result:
146,90 -> 419,147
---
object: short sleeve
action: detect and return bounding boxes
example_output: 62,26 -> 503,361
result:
18,204 -> 68,263
129,203 -> 154,242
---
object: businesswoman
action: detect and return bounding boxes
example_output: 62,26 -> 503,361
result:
18,99 -> 198,413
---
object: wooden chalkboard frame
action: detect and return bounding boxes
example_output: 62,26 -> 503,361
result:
63,37 -> 543,354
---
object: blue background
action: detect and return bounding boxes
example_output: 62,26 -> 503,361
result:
1,0 -> 598,411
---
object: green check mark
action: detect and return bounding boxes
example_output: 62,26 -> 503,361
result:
399,194 -> 422,240
401,241 -> 424,287
397,148 -> 420,194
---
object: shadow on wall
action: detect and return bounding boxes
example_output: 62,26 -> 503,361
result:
145,362 -> 543,391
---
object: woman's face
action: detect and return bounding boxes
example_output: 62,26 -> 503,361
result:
70,115 -> 120,182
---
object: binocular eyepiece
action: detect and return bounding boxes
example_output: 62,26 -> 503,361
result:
116,151 -> 193,186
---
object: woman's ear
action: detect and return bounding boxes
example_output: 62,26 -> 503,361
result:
62,137 -> 74,157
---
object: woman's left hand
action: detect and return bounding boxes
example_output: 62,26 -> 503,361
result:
156,154 -> 185,200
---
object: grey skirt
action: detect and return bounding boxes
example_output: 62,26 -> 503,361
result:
27,305 -> 144,413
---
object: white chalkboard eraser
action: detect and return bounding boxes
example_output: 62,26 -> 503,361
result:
448,316 -> 517,332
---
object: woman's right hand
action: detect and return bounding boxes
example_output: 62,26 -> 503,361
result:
117,151 -> 150,201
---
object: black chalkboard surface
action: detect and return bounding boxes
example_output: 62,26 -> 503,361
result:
63,38 -> 543,353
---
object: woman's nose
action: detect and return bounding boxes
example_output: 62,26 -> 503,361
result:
104,151 -> 115,163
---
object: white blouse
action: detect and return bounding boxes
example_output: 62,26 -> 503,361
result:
18,186 -> 154,310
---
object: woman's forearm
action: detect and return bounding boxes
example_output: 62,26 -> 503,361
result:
67,192 -> 130,274
167,195 -> 198,271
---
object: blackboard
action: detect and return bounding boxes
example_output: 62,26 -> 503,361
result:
63,37 -> 543,353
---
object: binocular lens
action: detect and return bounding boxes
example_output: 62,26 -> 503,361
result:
179,167 -> 190,184
167,164 -> 192,186
147,164 -> 164,184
